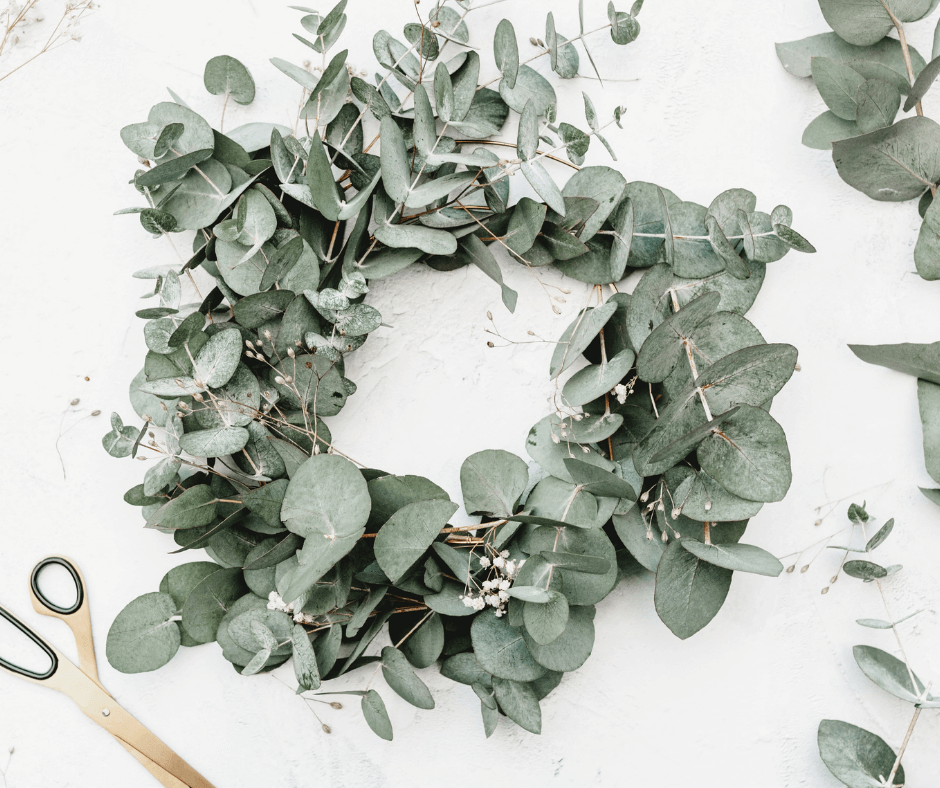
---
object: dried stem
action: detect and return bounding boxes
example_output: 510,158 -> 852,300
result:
885,703 -> 921,787
886,8 -> 937,197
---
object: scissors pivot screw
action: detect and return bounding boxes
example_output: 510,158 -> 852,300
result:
102,709 -> 111,717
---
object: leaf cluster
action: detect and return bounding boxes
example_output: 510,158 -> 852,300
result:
777,0 -> 940,279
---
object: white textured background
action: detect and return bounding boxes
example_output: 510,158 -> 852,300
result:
1,0 -> 939,786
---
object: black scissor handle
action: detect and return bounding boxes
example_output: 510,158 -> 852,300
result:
0,604 -> 57,680
30,556 -> 84,616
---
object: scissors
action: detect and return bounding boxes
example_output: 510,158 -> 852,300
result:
0,556 -> 216,788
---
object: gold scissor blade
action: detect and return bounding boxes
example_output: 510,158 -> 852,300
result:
50,658 -> 216,788
119,738 -> 190,788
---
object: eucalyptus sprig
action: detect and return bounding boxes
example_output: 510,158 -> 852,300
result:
103,0 -> 814,741
777,0 -> 940,279
814,503 -> 937,788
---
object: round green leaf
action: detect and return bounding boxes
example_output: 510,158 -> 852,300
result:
522,590 -> 569,645
523,604 -> 594,670
819,0 -> 936,47
817,719 -> 904,788
106,592 -> 181,674
181,567 -> 248,644
499,64 -> 556,115
204,55 -> 256,105
636,291 -> 721,383
561,349 -> 634,408
654,539 -> 732,639
832,116 -> 940,202
179,426 -> 249,458
697,404 -> 792,503
374,498 -> 458,583
193,326 -> 243,388
398,611 -> 444,669
492,676 -> 541,734
853,645 -> 934,705
471,608 -> 547,681
281,455 -> 371,539
460,449 -> 529,517
159,562 -> 223,610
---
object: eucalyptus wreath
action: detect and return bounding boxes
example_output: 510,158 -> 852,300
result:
776,0 -> 940,280
102,0 -> 815,740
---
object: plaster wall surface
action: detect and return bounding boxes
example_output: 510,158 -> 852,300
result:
0,1 -> 938,786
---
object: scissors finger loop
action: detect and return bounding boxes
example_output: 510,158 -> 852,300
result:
31,557 -> 84,616
0,605 -> 58,680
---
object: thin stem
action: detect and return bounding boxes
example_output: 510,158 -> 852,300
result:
884,703 -> 921,787
885,5 -> 936,197
220,91 -> 230,133
887,9 -> 923,117
485,118 -> 620,189
394,610 -> 433,648
668,287 -> 713,420
453,139 -> 580,171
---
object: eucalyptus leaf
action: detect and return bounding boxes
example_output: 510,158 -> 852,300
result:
812,57 -> 865,121
381,646 -> 435,709
832,116 -> 940,202
654,538 -> 732,639
817,719 -> 904,788
521,159 -> 565,216
204,55 -> 255,105
460,449 -> 529,517
680,540 -> 782,577
461,234 -> 517,312
853,645 -> 934,705
106,593 -> 181,674
494,19 -> 519,89
281,455 -> 370,539
697,404 -> 792,503
361,690 -> 394,741
550,302 -> 618,378
777,32 -> 925,80
522,604 -> 595,672
193,327 -> 243,388
492,677 -> 541,734
374,498 -> 459,582
181,567 -> 247,644
850,340 -> 940,384
856,79 -> 901,134
802,111 -> 860,150
919,379 -> 940,483
819,0 -> 937,47
471,608 -> 546,682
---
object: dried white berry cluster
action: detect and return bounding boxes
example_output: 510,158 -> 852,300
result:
459,550 -> 524,617
267,590 -> 317,625
611,381 -> 631,405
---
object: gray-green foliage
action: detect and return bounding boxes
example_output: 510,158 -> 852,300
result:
777,0 -> 940,279
813,503 -> 934,788
851,342 -> 940,502
105,0 -> 810,742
